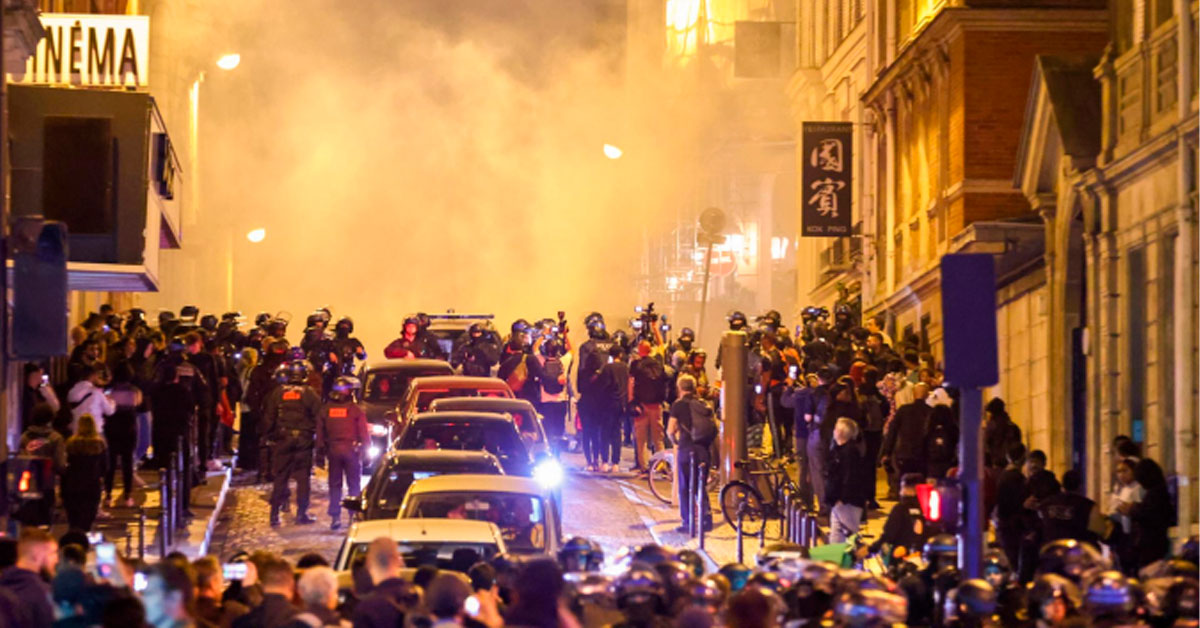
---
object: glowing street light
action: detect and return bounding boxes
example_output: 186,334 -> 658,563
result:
216,53 -> 241,70
246,228 -> 265,243
603,144 -> 623,160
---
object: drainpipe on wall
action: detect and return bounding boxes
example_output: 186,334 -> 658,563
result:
1171,0 -> 1197,537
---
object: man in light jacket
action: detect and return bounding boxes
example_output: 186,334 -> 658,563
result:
67,364 -> 116,434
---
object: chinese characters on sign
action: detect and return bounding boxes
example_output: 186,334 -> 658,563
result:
801,122 -> 853,237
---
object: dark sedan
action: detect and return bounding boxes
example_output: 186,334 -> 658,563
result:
393,411 -> 535,477
355,360 -> 454,464
346,449 -> 505,520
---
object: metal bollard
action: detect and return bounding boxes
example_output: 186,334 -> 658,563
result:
759,514 -> 767,549
736,506 -> 745,565
782,491 -> 792,542
688,459 -> 697,538
697,463 -> 707,551
158,469 -> 169,554
806,512 -> 819,547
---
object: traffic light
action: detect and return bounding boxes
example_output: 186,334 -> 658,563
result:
0,457 -> 54,511
916,480 -> 962,534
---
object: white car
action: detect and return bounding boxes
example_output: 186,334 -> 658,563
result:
333,517 -> 507,572
398,474 -> 562,556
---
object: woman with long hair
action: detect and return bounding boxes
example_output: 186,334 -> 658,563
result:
63,414 -> 108,531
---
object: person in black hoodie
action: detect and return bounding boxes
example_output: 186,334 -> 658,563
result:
16,404 -> 67,527
104,362 -> 142,508
63,414 -> 108,531
0,527 -> 58,627
880,383 -> 931,482
593,345 -> 629,474
1126,457 -> 1174,573
825,418 -> 870,543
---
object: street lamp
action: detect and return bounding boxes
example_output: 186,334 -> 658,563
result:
603,144 -> 623,160
246,228 -> 265,243
216,53 -> 241,70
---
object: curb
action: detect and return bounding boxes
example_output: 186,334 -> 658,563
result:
195,467 -> 232,558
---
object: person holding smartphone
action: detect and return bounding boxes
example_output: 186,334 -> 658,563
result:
21,364 -> 59,434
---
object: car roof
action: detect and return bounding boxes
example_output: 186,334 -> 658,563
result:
361,359 -> 454,374
408,376 -> 513,391
429,397 -> 537,413
346,518 -> 506,546
384,449 -> 503,467
406,473 -> 546,496
407,411 -> 517,426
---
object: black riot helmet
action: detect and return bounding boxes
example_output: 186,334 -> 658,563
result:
335,317 -> 354,336
614,566 -> 665,612
1082,570 -> 1141,622
728,311 -> 748,330
541,339 -> 565,359
1142,575 -> 1200,623
199,314 -> 219,332
1036,539 -> 1106,584
757,309 -> 782,330
676,549 -> 705,578
585,317 -> 607,340
610,330 -> 630,351
221,311 -> 241,322
1027,574 -> 1081,623
267,318 -> 288,338
832,589 -> 909,628
923,534 -> 959,572
255,312 -> 272,328
944,579 -> 998,624
179,305 -> 200,322
281,359 -> 311,384
467,322 -> 485,339
558,537 -> 604,573
982,548 -> 1013,589
678,327 -> 696,342
681,577 -> 725,614
415,312 -> 431,330
330,376 -> 361,402
510,319 -> 530,336
306,312 -> 323,329
584,311 -> 605,328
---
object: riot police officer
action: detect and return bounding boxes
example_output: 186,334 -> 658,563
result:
263,360 -> 322,527
329,317 -> 366,377
384,317 -> 428,359
318,375 -> 368,530
451,323 -> 500,376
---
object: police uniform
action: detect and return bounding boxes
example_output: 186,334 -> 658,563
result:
263,381 -> 322,522
317,399 -> 369,522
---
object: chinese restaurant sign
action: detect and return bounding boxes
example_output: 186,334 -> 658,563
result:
801,122 -> 852,237
10,14 -> 149,87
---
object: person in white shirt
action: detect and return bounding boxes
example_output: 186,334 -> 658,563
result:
66,365 -> 116,434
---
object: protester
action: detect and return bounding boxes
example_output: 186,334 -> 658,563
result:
233,557 -> 297,628
292,566 -> 347,627
0,528 -> 58,627
825,417 -> 868,543
63,414 -> 109,531
353,538 -> 413,628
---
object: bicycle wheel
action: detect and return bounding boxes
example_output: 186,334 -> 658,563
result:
721,480 -> 766,536
647,451 -> 675,504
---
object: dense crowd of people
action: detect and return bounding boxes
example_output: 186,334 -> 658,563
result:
0,524 -> 1194,627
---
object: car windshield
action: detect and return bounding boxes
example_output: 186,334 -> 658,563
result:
366,459 -> 503,519
398,421 -> 525,461
414,388 -> 509,412
404,492 -> 546,552
426,330 -> 461,359
343,540 -> 498,572
364,369 -> 446,402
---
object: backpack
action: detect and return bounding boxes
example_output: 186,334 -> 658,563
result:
690,398 -> 718,447
636,356 -> 666,383
505,355 -> 529,393
926,412 -> 955,463
541,356 -> 565,395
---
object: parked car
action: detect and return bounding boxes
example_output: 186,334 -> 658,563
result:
398,474 -> 562,556
392,411 -> 535,476
396,376 -> 514,427
427,397 -> 549,459
356,359 -> 454,464
333,518 -> 507,573
345,449 -> 505,520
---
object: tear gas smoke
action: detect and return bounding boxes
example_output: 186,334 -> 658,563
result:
141,0 -> 723,354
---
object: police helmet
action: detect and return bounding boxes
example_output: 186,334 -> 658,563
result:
287,346 -> 307,362
586,317 -> 607,340
922,534 -> 959,570
330,376 -> 361,402
629,544 -> 674,567
746,571 -> 783,593
681,577 -> 725,613
679,327 -> 696,341
1142,575 -> 1200,622
267,339 -> 289,356
179,305 -> 200,321
541,339 -> 565,359
676,549 -> 705,578
402,316 -> 420,332
1027,574 -> 1082,621
982,547 -> 1013,589
510,319 -> 530,336
305,312 -> 323,328
221,311 -> 241,322
584,311 -> 605,327
315,307 -> 331,323
1082,570 -> 1141,621
614,567 -> 665,610
944,579 -> 997,622
833,589 -> 909,628
1141,557 -> 1199,580
158,310 -> 175,325
199,314 -> 218,332
757,309 -> 782,328
335,317 -> 354,335
282,360 -> 311,384
653,561 -> 692,606
558,537 -> 604,573
467,322 -> 486,338
267,318 -> 288,336
254,312 -> 271,327
415,313 -> 431,329
728,311 -> 748,330
1036,539 -> 1106,583
718,562 -> 753,592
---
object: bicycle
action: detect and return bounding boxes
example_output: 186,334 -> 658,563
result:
719,454 -> 801,537
646,448 -> 721,505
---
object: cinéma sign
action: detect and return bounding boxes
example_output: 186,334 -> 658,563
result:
801,122 -> 853,237
10,13 -> 149,87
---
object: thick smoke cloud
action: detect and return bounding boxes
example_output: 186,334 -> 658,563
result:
144,0 -> 718,353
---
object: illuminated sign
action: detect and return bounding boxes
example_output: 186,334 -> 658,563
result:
10,13 -> 149,87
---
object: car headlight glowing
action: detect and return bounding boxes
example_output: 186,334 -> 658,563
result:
367,446 -> 381,459
533,459 -> 564,489
369,424 -> 389,437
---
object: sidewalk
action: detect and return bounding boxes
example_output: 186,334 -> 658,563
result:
70,459 -> 232,561
599,454 -> 895,567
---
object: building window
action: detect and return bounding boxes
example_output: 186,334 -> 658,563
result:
1127,247 -> 1147,444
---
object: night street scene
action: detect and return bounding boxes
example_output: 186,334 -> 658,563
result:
0,0 -> 1193,626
